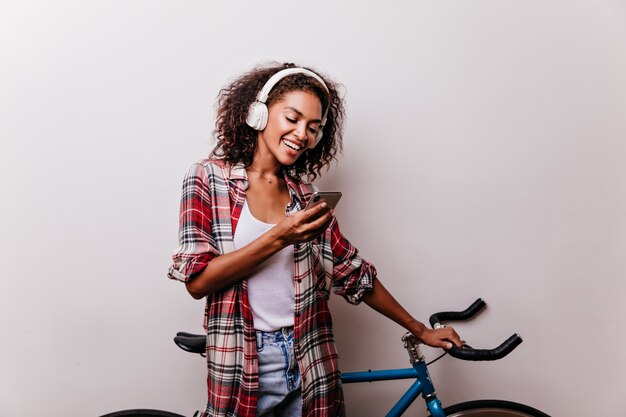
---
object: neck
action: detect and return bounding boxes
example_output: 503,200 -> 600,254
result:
247,151 -> 282,184
249,145 -> 282,176
249,161 -> 280,176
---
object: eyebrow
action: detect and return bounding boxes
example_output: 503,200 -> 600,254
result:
285,106 -> 322,123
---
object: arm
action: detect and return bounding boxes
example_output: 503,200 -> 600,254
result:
168,163 -> 333,299
186,202 -> 333,299
362,279 -> 463,349
324,216 -> 462,349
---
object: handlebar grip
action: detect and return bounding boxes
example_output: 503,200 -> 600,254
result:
446,334 -> 523,361
429,298 -> 486,327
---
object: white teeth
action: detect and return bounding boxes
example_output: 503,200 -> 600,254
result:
283,140 -> 301,151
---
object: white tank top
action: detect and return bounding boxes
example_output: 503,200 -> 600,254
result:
233,199 -> 295,331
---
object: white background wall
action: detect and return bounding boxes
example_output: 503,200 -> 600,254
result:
1,1 -> 625,416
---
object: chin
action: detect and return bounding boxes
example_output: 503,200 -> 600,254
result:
277,151 -> 303,166
278,157 -> 298,167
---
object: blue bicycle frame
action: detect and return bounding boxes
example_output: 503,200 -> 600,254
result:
340,333 -> 445,417
341,363 -> 444,417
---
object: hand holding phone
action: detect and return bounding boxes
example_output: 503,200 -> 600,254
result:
276,191 -> 341,245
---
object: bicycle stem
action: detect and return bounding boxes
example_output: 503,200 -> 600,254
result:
401,332 -> 424,364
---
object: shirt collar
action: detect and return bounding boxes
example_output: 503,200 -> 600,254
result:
226,162 -> 302,191
225,161 -> 311,207
227,162 -> 247,181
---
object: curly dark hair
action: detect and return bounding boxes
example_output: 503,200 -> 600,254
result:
211,62 -> 345,181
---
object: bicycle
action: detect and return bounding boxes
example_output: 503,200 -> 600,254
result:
100,299 -> 550,417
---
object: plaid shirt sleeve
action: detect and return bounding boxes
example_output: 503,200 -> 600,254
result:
328,217 -> 377,304
168,163 -> 221,282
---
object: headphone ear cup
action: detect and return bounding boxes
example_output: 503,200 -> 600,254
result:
245,102 -> 269,131
315,130 -> 323,145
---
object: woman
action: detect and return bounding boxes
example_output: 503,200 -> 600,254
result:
168,62 -> 462,417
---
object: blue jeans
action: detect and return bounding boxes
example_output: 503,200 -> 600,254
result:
255,327 -> 302,417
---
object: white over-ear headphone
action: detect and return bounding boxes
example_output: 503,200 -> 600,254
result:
245,67 -> 330,149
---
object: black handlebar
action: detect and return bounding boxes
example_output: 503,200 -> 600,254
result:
446,334 -> 523,361
429,298 -> 487,328
429,298 -> 523,361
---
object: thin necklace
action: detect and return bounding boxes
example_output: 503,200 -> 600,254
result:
249,166 -> 274,183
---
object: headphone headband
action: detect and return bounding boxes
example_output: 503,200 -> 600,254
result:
256,68 -> 330,104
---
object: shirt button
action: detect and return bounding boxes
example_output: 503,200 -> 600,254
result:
295,311 -> 300,317
296,278 -> 302,283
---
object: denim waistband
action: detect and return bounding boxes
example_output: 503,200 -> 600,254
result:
255,326 -> 294,348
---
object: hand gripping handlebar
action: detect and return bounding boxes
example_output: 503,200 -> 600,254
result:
429,298 -> 523,361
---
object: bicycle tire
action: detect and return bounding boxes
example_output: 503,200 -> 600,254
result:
99,409 -> 187,417
429,399 -> 551,417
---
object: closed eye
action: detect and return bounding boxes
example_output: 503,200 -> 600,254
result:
285,113 -> 319,136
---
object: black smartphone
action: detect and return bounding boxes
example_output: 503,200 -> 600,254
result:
304,191 -> 342,211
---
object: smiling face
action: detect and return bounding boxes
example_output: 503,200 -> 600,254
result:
257,90 -> 323,167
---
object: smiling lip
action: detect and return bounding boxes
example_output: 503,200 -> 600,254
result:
282,138 -> 304,152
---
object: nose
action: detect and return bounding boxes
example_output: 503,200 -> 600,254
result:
293,121 -> 307,141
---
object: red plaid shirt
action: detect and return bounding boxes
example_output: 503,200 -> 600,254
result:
168,158 -> 376,417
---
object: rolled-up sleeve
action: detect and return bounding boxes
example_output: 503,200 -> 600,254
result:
328,218 -> 377,304
168,163 -> 221,282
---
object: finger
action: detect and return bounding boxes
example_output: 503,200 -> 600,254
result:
289,205 -> 325,226
426,332 -> 454,350
302,218 -> 333,241
446,328 -> 463,348
429,328 -> 460,350
451,336 -> 463,348
303,202 -> 329,218
306,209 -> 333,230
302,204 -> 331,225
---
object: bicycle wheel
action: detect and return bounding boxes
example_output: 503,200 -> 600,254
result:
99,410 -> 187,417
431,399 -> 550,417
